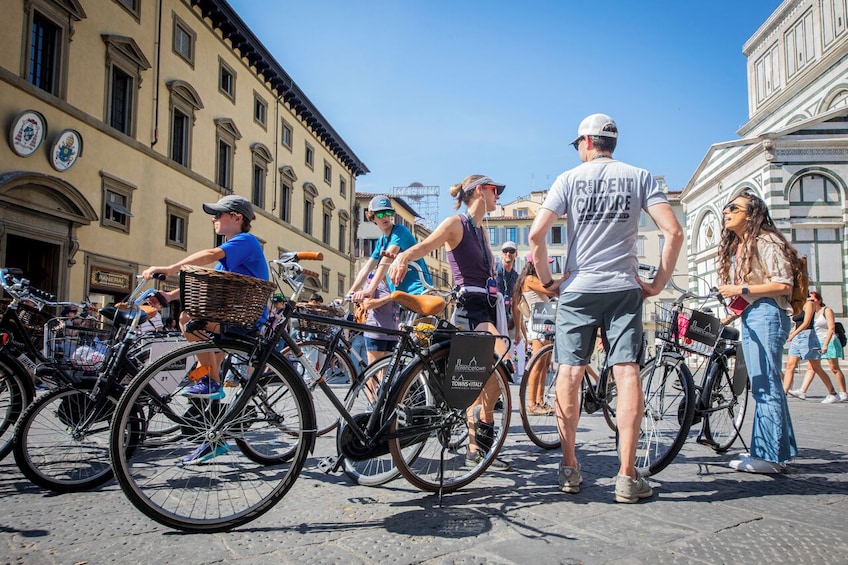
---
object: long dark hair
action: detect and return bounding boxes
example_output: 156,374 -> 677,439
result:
716,189 -> 799,284
513,261 -> 537,304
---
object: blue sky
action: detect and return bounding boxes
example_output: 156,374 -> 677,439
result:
228,1 -> 782,219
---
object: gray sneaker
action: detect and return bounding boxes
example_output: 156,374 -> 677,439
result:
615,473 -> 653,503
558,465 -> 582,494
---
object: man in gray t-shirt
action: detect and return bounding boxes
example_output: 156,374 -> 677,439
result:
529,113 -> 683,504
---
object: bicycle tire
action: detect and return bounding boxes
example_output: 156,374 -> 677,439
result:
0,354 -> 35,461
282,339 -> 355,436
518,344 -> 560,449
109,339 -> 315,533
12,382 -> 141,492
388,344 -> 511,493
636,355 -> 695,476
702,348 -> 748,453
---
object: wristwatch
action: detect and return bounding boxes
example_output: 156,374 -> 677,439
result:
741,284 -> 749,295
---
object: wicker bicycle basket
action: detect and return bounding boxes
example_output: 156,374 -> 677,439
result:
1,300 -> 51,348
654,302 -> 721,357
180,266 -> 276,326
293,303 -> 344,336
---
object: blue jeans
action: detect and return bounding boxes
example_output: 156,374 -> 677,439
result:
740,298 -> 797,464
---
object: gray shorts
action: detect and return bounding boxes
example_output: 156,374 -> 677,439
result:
554,289 -> 644,366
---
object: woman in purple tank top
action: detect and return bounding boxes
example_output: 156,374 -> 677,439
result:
389,174 -> 512,471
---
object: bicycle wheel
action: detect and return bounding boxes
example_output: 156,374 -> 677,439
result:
518,344 -> 560,450
389,345 -> 511,493
109,339 -> 315,533
0,355 -> 34,461
12,382 -> 138,492
636,355 -> 695,476
702,348 -> 749,452
340,351 -> 421,486
283,339 -> 354,436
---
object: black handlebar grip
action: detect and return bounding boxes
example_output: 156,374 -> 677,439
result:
152,273 -> 167,281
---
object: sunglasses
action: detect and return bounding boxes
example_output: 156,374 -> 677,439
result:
503,249 -> 516,254
722,203 -> 745,214
374,210 -> 394,219
571,136 -> 584,151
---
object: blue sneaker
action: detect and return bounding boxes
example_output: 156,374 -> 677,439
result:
182,376 -> 225,399
181,441 -> 230,465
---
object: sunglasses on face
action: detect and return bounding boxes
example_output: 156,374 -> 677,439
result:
480,184 -> 500,194
374,210 -> 394,219
571,136 -> 584,151
503,249 -> 516,254
722,203 -> 745,214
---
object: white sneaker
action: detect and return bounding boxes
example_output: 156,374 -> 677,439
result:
787,389 -> 806,400
729,454 -> 785,474
821,394 -> 839,404
838,392 -> 848,402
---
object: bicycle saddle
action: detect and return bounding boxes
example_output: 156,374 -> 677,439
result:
389,291 -> 446,317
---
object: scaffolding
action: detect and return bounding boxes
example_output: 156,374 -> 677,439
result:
392,182 -> 440,231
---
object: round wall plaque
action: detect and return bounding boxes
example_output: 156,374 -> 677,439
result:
8,110 -> 47,157
49,129 -> 83,172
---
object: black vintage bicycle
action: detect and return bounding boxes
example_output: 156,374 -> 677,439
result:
12,275 -> 187,492
518,302 -> 617,450
0,267 -> 105,461
109,252 -> 511,532
634,266 -> 748,476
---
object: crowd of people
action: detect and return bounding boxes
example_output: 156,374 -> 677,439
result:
134,112 -> 843,499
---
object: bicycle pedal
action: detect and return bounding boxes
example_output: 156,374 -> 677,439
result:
317,455 -> 340,473
696,436 -> 719,449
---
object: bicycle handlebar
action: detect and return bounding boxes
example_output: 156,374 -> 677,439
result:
638,263 -> 726,306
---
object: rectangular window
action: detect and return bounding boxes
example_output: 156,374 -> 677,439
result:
786,10 -> 816,78
252,164 -> 265,208
516,208 -> 529,217
488,227 -> 497,245
338,221 -> 347,253
338,274 -> 346,298
305,143 -> 314,169
173,17 -> 195,65
322,268 -> 330,292
167,213 -> 186,249
217,140 -> 232,190
254,92 -> 267,128
322,212 -> 331,244
219,59 -> 235,100
170,108 -> 189,166
280,184 -> 291,223
551,225 -> 564,245
505,227 -> 518,243
116,0 -> 139,14
105,190 -> 130,228
109,66 -> 133,134
823,0 -> 847,46
323,161 -> 332,185
281,121 -> 293,149
304,199 -> 313,234
339,176 -> 346,197
755,43 -> 780,105
29,12 -> 60,95
636,237 -> 645,257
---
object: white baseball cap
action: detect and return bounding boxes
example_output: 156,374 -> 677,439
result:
571,113 -> 618,146
501,241 -> 517,252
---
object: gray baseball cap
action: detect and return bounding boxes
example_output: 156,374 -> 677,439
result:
202,194 -> 255,220
368,195 -> 394,212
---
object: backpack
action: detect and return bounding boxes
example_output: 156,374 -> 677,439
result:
834,321 -> 847,348
789,255 -> 810,317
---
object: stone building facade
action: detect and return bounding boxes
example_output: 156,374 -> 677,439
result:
0,0 -> 366,309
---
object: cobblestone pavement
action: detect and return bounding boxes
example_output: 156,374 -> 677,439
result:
1,376 -> 847,564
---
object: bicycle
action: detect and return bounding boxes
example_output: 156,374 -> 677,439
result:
518,304 -> 618,450
12,275 -> 188,492
0,267 -> 101,461
278,260 -> 510,490
634,265 -> 748,476
108,253 -> 511,532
